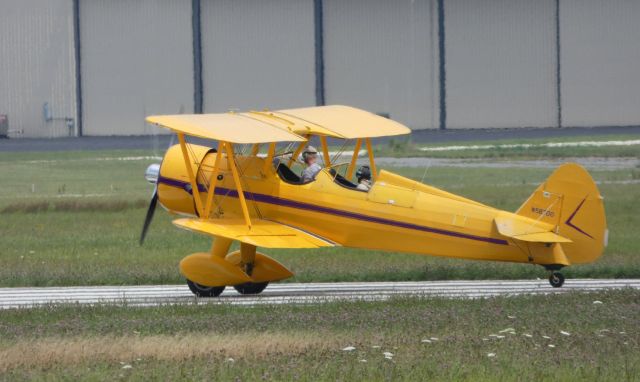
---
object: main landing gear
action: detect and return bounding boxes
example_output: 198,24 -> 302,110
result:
234,282 -> 269,295
183,241 -> 291,298
187,280 -> 225,297
186,280 -> 269,297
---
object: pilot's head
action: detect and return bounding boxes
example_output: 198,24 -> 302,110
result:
302,146 -> 318,165
356,165 -> 371,183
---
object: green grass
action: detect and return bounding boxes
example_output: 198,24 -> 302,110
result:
1,145 -> 639,286
0,291 -> 638,380
376,133 -> 640,159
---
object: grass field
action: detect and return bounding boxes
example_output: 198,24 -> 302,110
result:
0,290 -> 638,380
0,135 -> 638,287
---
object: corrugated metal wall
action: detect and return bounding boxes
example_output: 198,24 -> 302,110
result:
445,0 -> 557,129
560,0 -> 640,127
80,0 -> 193,135
2,0 -> 640,137
0,0 -> 76,138
324,0 -> 439,130
200,0 -> 315,113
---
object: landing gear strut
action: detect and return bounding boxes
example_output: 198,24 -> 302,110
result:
187,279 -> 225,297
548,272 -> 565,288
231,243 -> 269,295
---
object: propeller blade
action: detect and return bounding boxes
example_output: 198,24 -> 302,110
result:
139,187 -> 158,245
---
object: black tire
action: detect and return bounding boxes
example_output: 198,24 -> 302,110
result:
187,279 -> 225,297
233,282 -> 269,295
548,272 -> 565,288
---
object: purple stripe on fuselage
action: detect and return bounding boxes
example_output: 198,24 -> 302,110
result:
157,175 -> 508,246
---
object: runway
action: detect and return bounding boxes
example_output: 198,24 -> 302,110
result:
1,279 -> 638,309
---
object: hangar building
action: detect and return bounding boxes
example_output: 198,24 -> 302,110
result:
0,0 -> 639,137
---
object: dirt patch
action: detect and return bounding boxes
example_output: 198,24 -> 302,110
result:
0,332 -> 339,371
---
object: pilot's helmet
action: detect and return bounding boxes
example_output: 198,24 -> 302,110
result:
302,146 -> 318,163
356,165 -> 371,182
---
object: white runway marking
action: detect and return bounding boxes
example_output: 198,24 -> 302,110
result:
419,139 -> 640,152
373,157 -> 640,170
0,279 -> 638,309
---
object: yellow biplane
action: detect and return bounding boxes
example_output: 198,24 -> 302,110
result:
140,105 -> 607,296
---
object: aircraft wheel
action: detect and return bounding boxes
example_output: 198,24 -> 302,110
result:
548,272 -> 565,288
186,279 -> 225,297
234,282 -> 269,295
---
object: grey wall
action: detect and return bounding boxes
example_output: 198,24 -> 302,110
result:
2,0 -> 640,137
201,0 -> 315,113
445,0 -> 557,129
0,0 -> 77,138
324,0 -> 439,130
80,0 -> 193,136
560,0 -> 640,127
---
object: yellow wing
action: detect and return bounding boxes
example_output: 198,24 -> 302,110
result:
271,105 -> 411,139
173,218 -> 336,248
494,215 -> 572,243
147,105 -> 411,142
146,113 -> 306,143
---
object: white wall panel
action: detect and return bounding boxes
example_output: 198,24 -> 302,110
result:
324,0 -> 438,130
81,0 -> 192,135
0,0 -> 76,138
561,0 -> 640,127
201,0 -> 315,113
446,0 -> 557,128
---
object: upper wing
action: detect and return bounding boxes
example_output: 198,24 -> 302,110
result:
147,105 -> 411,142
271,105 -> 411,139
494,215 -> 572,243
146,113 -> 306,143
173,217 -> 335,248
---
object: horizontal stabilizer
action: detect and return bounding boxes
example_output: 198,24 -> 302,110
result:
507,231 -> 572,243
173,218 -> 335,248
494,215 -> 572,243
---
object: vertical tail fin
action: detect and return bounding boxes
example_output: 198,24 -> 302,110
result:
516,163 -> 607,264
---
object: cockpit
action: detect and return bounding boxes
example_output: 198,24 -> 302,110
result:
268,139 -> 375,193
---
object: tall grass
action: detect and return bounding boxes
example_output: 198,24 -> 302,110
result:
1,199 -> 147,214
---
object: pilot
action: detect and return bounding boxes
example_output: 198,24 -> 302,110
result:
301,146 -> 322,182
356,165 -> 372,191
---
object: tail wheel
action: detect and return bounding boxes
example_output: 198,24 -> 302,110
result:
234,282 -> 269,295
548,272 -> 565,288
187,279 -> 225,297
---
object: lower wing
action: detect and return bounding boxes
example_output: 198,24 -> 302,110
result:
173,217 -> 336,248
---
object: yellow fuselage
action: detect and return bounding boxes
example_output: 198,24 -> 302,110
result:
156,144 -> 576,267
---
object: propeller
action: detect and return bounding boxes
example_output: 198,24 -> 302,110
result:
140,127 -> 178,245
140,162 -> 161,245
139,132 -> 175,245
139,187 -> 158,245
